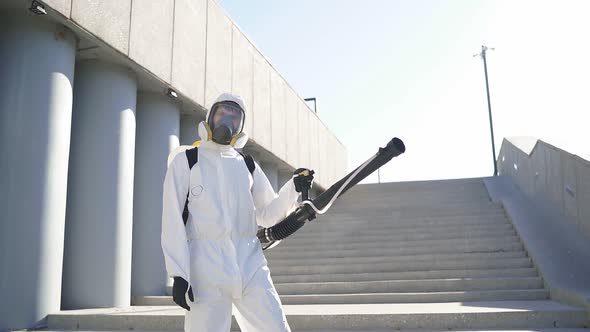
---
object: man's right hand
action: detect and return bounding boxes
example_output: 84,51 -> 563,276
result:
293,168 -> 314,193
172,277 -> 194,311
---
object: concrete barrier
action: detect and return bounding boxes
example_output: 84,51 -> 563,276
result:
497,137 -> 590,238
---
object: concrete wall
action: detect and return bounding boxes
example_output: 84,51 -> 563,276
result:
497,137 -> 590,239
38,0 -> 347,188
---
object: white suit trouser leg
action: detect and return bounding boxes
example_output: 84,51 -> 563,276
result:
184,295 -> 232,332
184,267 -> 290,332
233,268 -> 290,332
232,289 -> 290,332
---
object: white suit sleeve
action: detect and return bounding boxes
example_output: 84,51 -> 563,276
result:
251,162 -> 300,228
161,153 -> 191,281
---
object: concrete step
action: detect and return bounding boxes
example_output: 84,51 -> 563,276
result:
345,178 -> 488,192
271,267 -> 539,284
333,197 -> 502,213
307,213 -> 509,228
346,193 -> 492,200
277,233 -> 520,252
345,192 -> 493,200
334,192 -> 491,200
278,289 -> 550,305
337,183 -> 490,193
282,225 -> 516,245
324,208 -> 506,219
272,234 -> 522,253
333,197 -> 495,208
269,256 -> 533,275
292,222 -> 514,239
158,268 -> 540,298
46,300 -> 588,330
336,193 -> 492,201
268,236 -> 522,256
334,188 -> 490,197
32,328 -> 590,332
339,184 -> 487,191
265,240 -> 524,260
343,182 -> 488,191
349,182 -> 488,192
298,329 -> 589,332
133,289 -> 549,306
346,187 -> 489,196
399,209 -> 507,219
278,230 -> 517,249
267,249 -> 527,267
325,200 -> 502,210
296,216 -> 510,232
294,222 -> 512,239
336,188 -> 491,199
275,277 -> 544,295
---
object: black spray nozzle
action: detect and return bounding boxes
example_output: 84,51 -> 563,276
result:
386,137 -> 406,156
324,136 -> 405,202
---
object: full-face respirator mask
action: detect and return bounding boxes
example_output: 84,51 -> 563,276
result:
206,101 -> 245,145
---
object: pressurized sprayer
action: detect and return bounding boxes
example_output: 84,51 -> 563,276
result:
257,137 -> 406,250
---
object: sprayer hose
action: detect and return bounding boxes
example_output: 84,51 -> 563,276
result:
258,212 -> 307,242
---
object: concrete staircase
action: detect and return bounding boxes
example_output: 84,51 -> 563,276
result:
266,179 -> 544,307
45,178 -> 589,331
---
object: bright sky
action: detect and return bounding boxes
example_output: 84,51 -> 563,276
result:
219,0 -> 590,183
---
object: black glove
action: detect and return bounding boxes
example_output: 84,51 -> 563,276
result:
293,168 -> 314,193
172,277 -> 194,311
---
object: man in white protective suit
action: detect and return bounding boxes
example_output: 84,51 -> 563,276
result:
161,93 -> 314,332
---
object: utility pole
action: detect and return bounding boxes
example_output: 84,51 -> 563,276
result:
474,45 -> 498,176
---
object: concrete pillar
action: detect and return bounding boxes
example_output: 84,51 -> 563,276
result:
62,61 -> 137,309
260,162 -> 279,192
0,13 -> 76,330
132,94 -> 180,296
180,113 -> 200,145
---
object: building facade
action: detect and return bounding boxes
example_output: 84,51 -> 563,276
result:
0,0 -> 347,329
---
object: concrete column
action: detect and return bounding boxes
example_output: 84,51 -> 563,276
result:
132,93 -> 180,296
180,113 -> 200,145
0,13 -> 76,330
62,61 -> 137,309
260,162 -> 279,192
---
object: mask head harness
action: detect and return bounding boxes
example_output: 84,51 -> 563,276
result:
206,101 -> 245,145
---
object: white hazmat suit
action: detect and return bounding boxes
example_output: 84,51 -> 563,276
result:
161,93 -> 299,332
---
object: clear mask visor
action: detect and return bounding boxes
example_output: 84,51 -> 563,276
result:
208,101 -> 245,136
